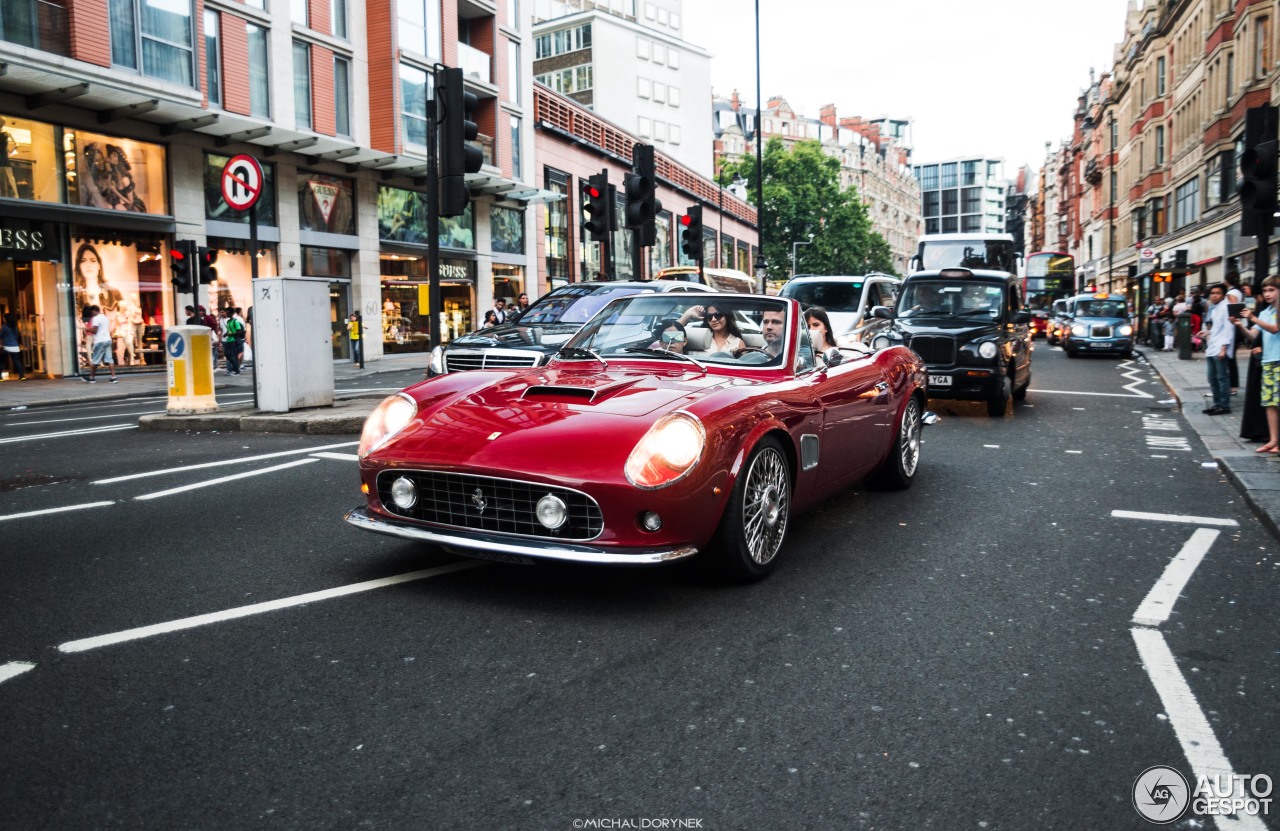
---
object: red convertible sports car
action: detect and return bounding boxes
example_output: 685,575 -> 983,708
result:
346,293 -> 935,581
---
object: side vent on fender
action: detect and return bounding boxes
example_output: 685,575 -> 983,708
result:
800,434 -> 820,471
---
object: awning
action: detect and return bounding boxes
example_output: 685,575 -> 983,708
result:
467,174 -> 564,205
1192,255 -> 1222,267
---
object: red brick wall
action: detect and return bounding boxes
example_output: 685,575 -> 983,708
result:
195,0 -> 207,107
366,0 -> 398,153
221,15 -> 252,116
310,45 -> 337,136
68,0 -> 111,67
442,0 -> 459,66
308,0 -> 331,37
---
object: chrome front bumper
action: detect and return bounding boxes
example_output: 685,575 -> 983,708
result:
344,507 -> 699,566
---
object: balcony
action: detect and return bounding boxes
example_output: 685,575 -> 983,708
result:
0,0 -> 70,57
457,42 -> 491,84
1084,159 -> 1103,185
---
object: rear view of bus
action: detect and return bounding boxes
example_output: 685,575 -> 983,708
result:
1024,252 -> 1075,338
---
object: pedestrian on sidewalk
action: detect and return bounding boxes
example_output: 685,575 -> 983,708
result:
83,305 -> 118,384
0,312 -> 27,380
347,312 -> 364,368
1237,276 -> 1280,452
1200,284 -> 1234,414
1225,271 -> 1245,393
220,307 -> 244,375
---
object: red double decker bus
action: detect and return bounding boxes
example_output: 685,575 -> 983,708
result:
1024,251 -> 1075,338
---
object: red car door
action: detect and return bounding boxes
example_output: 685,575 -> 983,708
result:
809,354 -> 891,489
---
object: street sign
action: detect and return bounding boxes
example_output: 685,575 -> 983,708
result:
221,154 -> 263,211
1139,247 -> 1155,261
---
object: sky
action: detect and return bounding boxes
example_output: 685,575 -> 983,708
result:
680,0 -> 1137,174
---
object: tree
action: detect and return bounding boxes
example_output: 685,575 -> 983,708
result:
722,138 -> 898,279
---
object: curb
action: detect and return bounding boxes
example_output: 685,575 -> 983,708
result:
138,402 -> 376,434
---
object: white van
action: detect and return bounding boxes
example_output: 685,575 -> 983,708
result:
777,273 -> 901,344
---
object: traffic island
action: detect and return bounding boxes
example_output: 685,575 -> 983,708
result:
138,399 -> 376,434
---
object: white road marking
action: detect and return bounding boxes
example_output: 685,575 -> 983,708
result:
94,440 -> 358,485
1112,510 -> 1238,527
983,444 -> 1000,449
134,458 -> 320,501
1131,528 -> 1220,627
1033,389 -> 1153,398
0,661 -> 36,684
1150,454 -> 1169,458
1065,450 -> 1083,454
1131,628 -> 1267,831
0,424 -> 137,445
311,452 -> 360,461
57,561 -> 486,653
4,410 -> 166,427
0,501 -> 117,523
1118,361 -> 1154,398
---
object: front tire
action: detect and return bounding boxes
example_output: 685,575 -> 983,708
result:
870,395 -> 923,490
710,437 -> 791,582
987,374 -> 1012,417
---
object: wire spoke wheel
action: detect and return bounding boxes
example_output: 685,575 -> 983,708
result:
899,398 -> 921,478
741,445 -> 789,565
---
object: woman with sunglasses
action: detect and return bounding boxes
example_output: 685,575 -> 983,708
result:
647,319 -> 688,353
682,303 -> 746,356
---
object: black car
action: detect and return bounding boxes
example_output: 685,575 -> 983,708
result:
872,267 -> 1032,417
427,280 -> 714,376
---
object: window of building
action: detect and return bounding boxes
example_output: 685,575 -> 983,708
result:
1156,55 -> 1166,96
65,129 -> 169,214
961,187 -> 982,214
637,77 -> 650,98
653,121 -> 667,142
1257,17 -> 1271,77
1155,125 -> 1165,165
0,114 -> 60,203
334,57 -> 351,137
508,40 -> 521,104
1226,50 -> 1235,100
491,206 -> 525,254
961,160 -> 978,185
669,124 -> 681,145
247,24 -> 270,118
401,63 -> 429,147
917,166 -> 938,190
290,0 -> 308,25
534,22 -> 591,59
652,82 -> 665,103
399,0 -> 442,60
961,215 -> 982,232
652,43 -> 664,65
1148,196 -> 1165,236
637,116 -> 651,137
205,153 -> 277,225
544,168 -> 570,288
299,173 -> 356,235
668,87 -> 680,107
1175,177 -> 1200,228
940,162 -> 957,188
636,37 -> 650,59
941,217 -> 958,233
293,41 -> 312,130
941,189 -> 958,215
109,0 -> 194,86
922,191 -> 939,217
510,115 -> 522,179
668,48 -> 679,69
332,0 -> 348,39
204,9 -> 221,107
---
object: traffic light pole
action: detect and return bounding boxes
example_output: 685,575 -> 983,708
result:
426,91 -> 442,349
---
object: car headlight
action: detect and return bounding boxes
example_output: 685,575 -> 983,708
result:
625,412 -> 706,489
1071,324 -> 1087,337
978,341 -> 998,359
1118,324 -> 1133,336
358,393 -> 417,459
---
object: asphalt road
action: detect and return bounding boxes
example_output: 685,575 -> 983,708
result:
2,347 -> 1276,830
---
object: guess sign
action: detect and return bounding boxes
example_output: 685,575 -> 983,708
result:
0,219 -> 56,260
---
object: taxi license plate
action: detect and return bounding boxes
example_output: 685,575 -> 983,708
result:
1090,342 -> 1110,348
928,374 -> 951,387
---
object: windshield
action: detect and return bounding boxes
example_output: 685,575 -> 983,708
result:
778,281 -> 863,313
516,285 -> 649,326
899,280 -> 1005,319
1074,300 -> 1127,318
919,241 -> 1018,273
564,295 -> 794,369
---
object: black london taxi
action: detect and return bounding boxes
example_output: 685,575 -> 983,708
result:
1058,291 -> 1134,358
871,267 -> 1033,417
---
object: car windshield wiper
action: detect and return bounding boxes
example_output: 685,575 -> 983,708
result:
622,347 -> 707,370
556,346 -> 608,369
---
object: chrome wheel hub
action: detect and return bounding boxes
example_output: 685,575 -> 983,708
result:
743,448 -> 789,565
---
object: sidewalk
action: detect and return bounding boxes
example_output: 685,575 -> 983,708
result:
1141,345 -> 1280,539
0,353 -> 426,409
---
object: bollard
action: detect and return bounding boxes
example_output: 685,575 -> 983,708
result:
1176,312 -> 1193,360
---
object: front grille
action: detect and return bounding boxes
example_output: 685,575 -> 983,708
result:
377,470 -> 603,540
1091,325 -> 1112,337
907,335 -> 956,366
444,350 -> 540,372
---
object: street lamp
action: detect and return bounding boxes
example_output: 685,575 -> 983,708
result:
791,234 -> 814,278
753,0 -> 766,293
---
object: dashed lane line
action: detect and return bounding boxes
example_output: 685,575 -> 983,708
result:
0,662 -> 36,685
133,458 -> 320,501
0,424 -> 137,445
93,440 -> 358,485
57,561 -> 486,654
0,501 -> 117,523
310,452 -> 360,461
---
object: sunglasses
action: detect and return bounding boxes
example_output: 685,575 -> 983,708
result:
661,331 -> 687,344
705,312 -> 726,320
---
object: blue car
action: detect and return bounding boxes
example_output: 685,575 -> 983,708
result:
1060,292 -> 1134,358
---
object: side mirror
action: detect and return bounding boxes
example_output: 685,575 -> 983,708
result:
871,305 -> 895,320
821,347 -> 845,367
1012,310 -> 1032,324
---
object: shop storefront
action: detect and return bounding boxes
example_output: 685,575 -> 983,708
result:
377,186 -> 476,351
0,111 -> 176,377
491,205 -> 525,305
300,173 -> 358,361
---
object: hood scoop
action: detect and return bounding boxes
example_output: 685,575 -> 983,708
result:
521,376 -> 641,404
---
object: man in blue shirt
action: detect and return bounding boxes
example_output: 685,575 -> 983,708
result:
1201,284 -> 1235,414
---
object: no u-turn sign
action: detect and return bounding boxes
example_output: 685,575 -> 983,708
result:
221,154 -> 263,212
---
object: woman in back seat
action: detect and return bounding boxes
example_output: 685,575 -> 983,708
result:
681,302 -> 747,356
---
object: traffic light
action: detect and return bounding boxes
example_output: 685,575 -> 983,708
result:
197,246 -> 218,284
439,66 -> 484,217
625,143 -> 661,246
170,240 -> 192,292
680,205 -> 703,262
582,171 -> 611,242
1238,105 -> 1278,237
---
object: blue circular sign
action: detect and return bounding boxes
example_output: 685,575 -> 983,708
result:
166,331 -> 185,358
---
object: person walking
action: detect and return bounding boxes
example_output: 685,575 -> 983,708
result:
1236,276 -> 1280,451
0,313 -> 26,380
83,305 -> 118,383
347,312 -> 364,368
220,307 -> 245,375
1200,284 -> 1235,414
